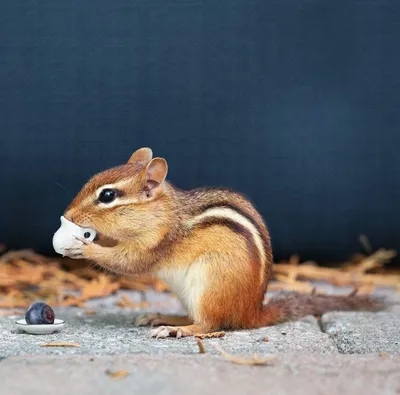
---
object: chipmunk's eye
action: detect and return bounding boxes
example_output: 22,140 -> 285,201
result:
98,188 -> 116,204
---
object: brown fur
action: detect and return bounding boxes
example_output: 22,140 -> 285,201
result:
63,147 -> 386,337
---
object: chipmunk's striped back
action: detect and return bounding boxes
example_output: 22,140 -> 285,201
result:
182,188 -> 273,289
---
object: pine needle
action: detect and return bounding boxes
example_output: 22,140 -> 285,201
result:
213,344 -> 276,366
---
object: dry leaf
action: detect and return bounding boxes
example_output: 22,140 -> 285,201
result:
196,338 -> 206,354
116,295 -> 138,309
84,309 -> 97,316
195,331 -> 226,339
0,290 -> 31,308
274,249 -> 399,289
115,295 -> 149,309
105,370 -> 129,379
350,249 -> 396,274
40,342 -> 81,348
80,275 -> 119,300
213,344 -> 276,366
57,295 -> 86,308
379,351 -> 389,358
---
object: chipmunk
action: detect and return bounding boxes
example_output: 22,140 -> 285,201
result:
63,147 -> 384,338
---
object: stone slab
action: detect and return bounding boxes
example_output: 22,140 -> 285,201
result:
321,311 -> 400,355
1,353 -> 399,395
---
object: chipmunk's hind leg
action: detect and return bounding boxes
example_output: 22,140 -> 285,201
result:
135,313 -> 193,327
150,324 -> 210,339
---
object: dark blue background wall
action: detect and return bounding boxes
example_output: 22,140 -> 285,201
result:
0,0 -> 399,262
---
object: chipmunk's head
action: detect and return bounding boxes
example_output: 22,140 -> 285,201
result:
64,148 -> 170,242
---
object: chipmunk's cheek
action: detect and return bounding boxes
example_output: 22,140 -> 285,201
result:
52,216 -> 97,256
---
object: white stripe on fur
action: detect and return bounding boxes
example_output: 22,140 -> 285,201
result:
188,207 -> 265,283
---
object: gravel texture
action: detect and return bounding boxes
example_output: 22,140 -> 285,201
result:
0,309 -> 337,357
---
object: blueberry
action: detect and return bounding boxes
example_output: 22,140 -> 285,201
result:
25,302 -> 55,325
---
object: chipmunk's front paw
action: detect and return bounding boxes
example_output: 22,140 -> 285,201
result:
63,237 -> 97,260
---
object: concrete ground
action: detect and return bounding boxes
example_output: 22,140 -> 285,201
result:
1,284 -> 400,394
2,353 -> 400,395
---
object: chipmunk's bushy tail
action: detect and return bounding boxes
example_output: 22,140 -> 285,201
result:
259,291 -> 386,326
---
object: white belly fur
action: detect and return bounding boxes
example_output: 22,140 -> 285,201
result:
156,260 -> 206,323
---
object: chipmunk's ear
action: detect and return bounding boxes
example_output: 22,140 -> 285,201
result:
143,158 -> 168,195
128,147 -> 153,165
